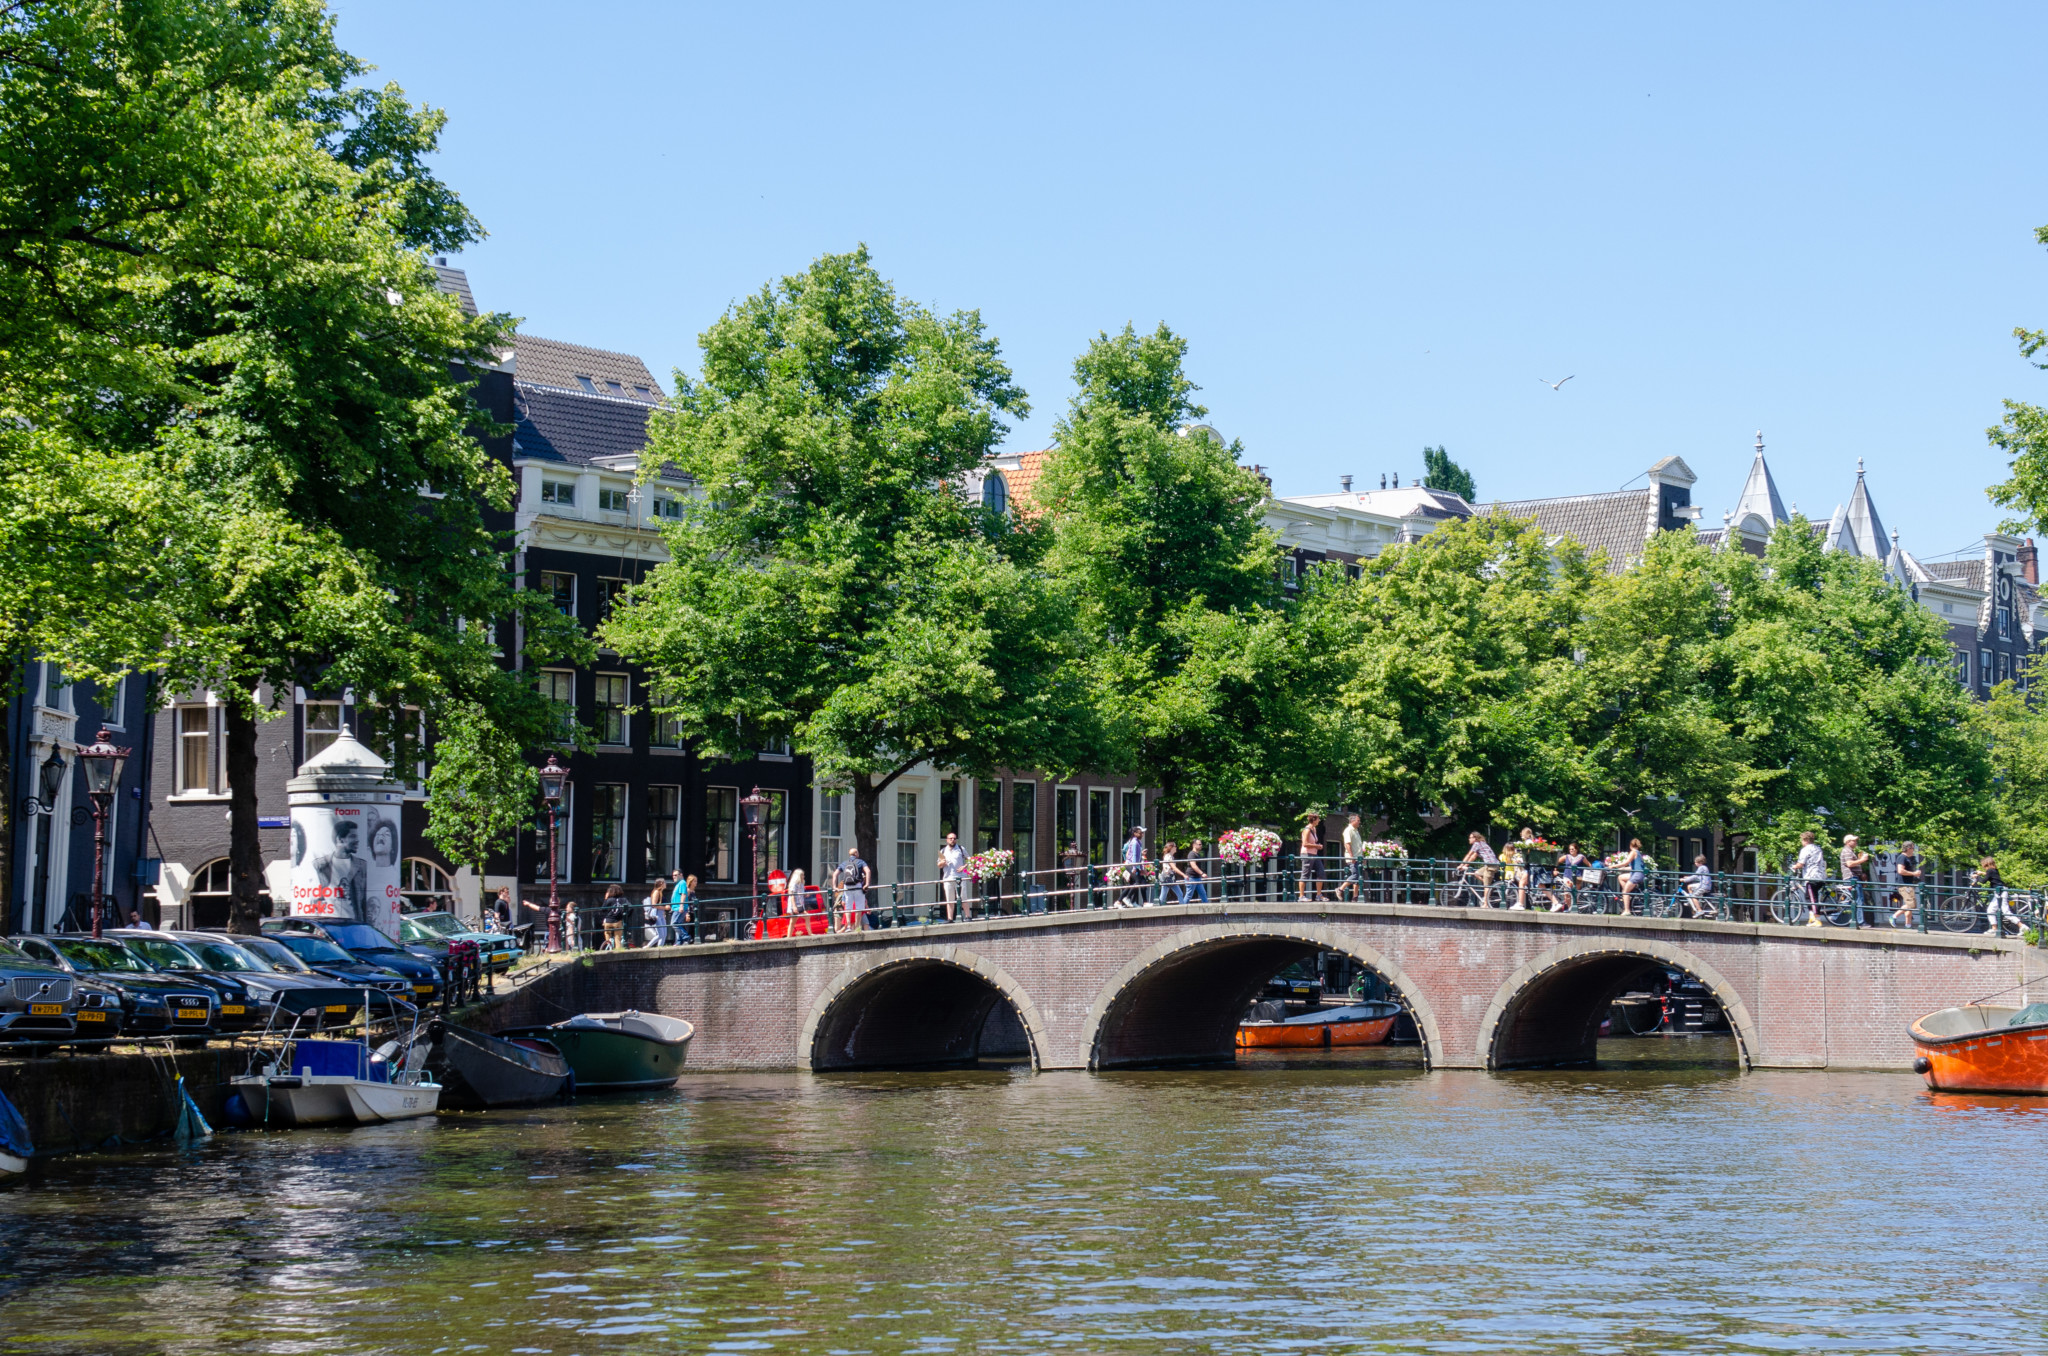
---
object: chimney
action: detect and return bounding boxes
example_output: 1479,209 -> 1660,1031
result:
1380,473 -> 1388,490
1341,474 -> 1353,493
1393,473 -> 1401,488
2022,538 -> 2040,586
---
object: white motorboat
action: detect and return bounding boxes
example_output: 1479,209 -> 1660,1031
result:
233,1037 -> 440,1126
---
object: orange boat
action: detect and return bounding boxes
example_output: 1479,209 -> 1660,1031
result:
1236,1001 -> 1402,1050
1909,1003 -> 2048,1093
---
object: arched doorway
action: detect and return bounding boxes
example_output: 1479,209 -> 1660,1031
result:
184,859 -> 235,929
803,953 -> 1042,1071
1477,941 -> 1756,1069
1083,924 -> 1439,1069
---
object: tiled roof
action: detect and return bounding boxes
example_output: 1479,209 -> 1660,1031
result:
1003,451 -> 1050,516
1284,487 -> 1473,520
1923,560 -> 1985,590
514,334 -> 665,400
513,382 -> 656,467
432,264 -> 477,316
1482,489 -> 1655,566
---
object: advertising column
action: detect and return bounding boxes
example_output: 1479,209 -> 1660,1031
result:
285,731 -> 406,937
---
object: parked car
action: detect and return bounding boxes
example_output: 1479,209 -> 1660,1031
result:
1260,958 -> 1323,1009
399,911 -> 522,971
162,931 -> 369,1026
10,936 -> 216,1038
107,931 -> 265,1032
0,937 -> 78,1042
237,931 -> 415,1008
264,919 -> 442,1003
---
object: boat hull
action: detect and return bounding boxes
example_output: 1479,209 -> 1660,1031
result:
505,1012 -> 694,1091
1236,1002 -> 1402,1050
430,1025 -> 571,1109
1910,1005 -> 2048,1094
343,1079 -> 440,1122
0,1151 -> 25,1175
233,1074 -> 441,1125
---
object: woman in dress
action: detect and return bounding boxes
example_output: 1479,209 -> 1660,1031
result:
1555,844 -> 1586,912
646,874 -> 672,945
1158,842 -> 1186,905
1619,839 -> 1646,916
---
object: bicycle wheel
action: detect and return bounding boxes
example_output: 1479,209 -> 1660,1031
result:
1768,887 -> 1807,926
1935,893 -> 1982,934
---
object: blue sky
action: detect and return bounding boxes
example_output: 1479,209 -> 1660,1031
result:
336,2 -> 2048,560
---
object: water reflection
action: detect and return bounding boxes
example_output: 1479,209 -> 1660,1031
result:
2,1043 -> 2041,1354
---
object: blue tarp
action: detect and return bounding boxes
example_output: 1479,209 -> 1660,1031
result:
290,1040 -> 366,1079
0,1085 -> 32,1160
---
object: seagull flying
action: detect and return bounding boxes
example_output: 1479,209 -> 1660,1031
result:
1539,375 -> 1575,390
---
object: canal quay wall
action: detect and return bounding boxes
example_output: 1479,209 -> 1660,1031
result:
0,1046 -> 242,1155
472,902 -> 2048,1073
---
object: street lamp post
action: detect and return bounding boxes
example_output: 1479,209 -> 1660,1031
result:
740,786 -> 770,941
75,729 -> 129,941
538,755 -> 570,953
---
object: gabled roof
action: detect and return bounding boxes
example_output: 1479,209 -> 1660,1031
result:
432,264 -> 477,317
1924,559 -> 1987,591
1482,488 -> 1658,567
514,334 -> 665,401
1731,444 -> 1787,525
513,382 -> 657,468
1284,486 -> 1473,520
1832,466 -> 1889,559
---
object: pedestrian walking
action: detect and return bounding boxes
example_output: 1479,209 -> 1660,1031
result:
671,874 -> 697,942
1618,839 -> 1646,916
1513,826 -> 1540,910
1891,842 -> 1922,929
1840,835 -> 1872,926
1796,831 -> 1828,926
491,886 -> 514,930
1184,838 -> 1212,904
1120,826 -> 1147,906
1462,831 -> 1499,907
836,848 -> 871,932
647,874 -> 672,945
1977,857 -> 2020,937
1338,812 -> 1365,900
1298,813 -> 1327,901
600,884 -> 628,951
937,831 -> 968,922
1160,841 -> 1188,904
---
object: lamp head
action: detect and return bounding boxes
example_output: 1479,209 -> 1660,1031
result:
538,753 -> 569,806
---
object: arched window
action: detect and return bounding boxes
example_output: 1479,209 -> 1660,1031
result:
185,858 -> 235,930
981,471 -> 1009,517
401,858 -> 459,915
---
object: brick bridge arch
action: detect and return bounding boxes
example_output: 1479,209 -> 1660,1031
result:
1477,937 -> 1761,1069
799,947 -> 1047,1071
1082,922 -> 1447,1069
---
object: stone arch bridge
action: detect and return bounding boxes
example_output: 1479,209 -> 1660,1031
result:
484,900 -> 2034,1072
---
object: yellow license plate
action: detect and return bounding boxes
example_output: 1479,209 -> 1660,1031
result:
77,1010 -> 106,1022
220,1005 -> 245,1015
175,1008 -> 207,1021
325,1004 -> 349,1013
28,1003 -> 61,1015
413,985 -> 433,994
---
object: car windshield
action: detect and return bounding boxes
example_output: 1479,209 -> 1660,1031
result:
236,936 -> 314,972
121,937 -> 202,970
181,939 -> 272,973
0,938 -> 26,961
54,939 -> 155,973
403,913 -> 465,939
274,934 -> 358,966
321,923 -> 398,953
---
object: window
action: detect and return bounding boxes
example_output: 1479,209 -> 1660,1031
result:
895,791 -> 920,891
538,669 -> 575,738
756,789 -> 787,884
1345,562 -> 1362,582
539,571 -> 576,617
1981,649 -> 1994,688
594,673 -> 629,745
540,480 -> 575,505
1999,605 -> 2012,640
176,705 -> 213,794
939,779 -> 961,841
598,487 -> 632,513
761,735 -> 792,759
575,375 -> 597,393
976,779 -> 1002,853
646,785 -> 681,879
43,663 -> 71,713
1088,789 -> 1111,867
982,472 -> 1009,516
634,386 -> 656,400
591,783 -> 627,882
99,675 -> 126,729
704,787 -> 738,882
605,380 -> 625,396
1056,787 -> 1078,864
303,701 -> 342,762
1954,649 -> 1971,685
1282,556 -> 1299,587
818,788 -> 845,871
649,686 -> 683,749
185,858 -> 235,929
1660,838 -> 1680,873
1998,651 -> 2011,685
598,577 -> 628,621
1011,780 -> 1036,875
653,497 -> 684,521
401,859 -> 457,914
1120,790 -> 1145,845
359,703 -> 425,789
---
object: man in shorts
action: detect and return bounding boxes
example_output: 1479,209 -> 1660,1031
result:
835,848 -> 871,932
937,831 -> 968,922
1890,841 -> 1922,929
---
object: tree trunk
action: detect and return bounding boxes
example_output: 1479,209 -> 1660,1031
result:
223,701 -> 265,935
852,777 -> 881,886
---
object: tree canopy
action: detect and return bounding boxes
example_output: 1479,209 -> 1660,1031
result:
1422,445 -> 1476,501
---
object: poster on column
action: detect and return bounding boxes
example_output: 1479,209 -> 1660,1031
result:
289,802 -> 402,936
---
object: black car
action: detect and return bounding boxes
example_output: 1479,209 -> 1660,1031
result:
0,937 -> 79,1042
162,931 -> 369,1026
239,932 -> 415,1008
1261,958 -> 1324,1009
107,931 -> 265,1032
11,936 -> 216,1037
264,919 -> 442,1004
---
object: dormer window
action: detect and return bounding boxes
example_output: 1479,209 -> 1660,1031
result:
605,381 -> 625,395
540,480 -> 575,505
575,376 -> 596,393
634,386 -> 655,399
982,471 -> 1009,516
598,487 -> 631,513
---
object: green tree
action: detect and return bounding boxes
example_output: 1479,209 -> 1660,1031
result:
603,248 -> 1098,868
1036,324 -> 1287,829
1987,222 -> 2048,533
1421,445 -> 1476,501
424,702 -> 538,896
1973,679 -> 2048,887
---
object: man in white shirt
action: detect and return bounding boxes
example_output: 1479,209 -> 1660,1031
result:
937,831 -> 968,922
1338,813 -> 1366,900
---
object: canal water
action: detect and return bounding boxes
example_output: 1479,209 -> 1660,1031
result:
1,1039 -> 2042,1354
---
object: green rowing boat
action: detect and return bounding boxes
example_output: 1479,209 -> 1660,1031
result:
505,1011 -> 693,1091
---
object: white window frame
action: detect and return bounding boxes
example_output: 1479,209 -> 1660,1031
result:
817,786 -> 846,876
175,704 -> 215,795
647,785 -> 682,878
593,672 -> 629,746
540,479 -> 576,506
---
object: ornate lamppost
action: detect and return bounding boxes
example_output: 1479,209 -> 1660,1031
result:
739,786 -> 769,941
75,729 -> 129,940
21,748 -> 68,934
539,754 -> 570,952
